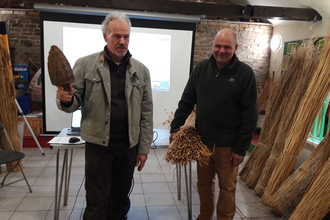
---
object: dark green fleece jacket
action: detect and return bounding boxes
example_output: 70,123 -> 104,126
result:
170,54 -> 258,156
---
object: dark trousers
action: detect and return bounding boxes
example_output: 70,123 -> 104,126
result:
83,141 -> 137,220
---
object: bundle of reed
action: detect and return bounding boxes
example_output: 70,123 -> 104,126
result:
239,83 -> 278,182
0,38 -> 20,171
240,46 -> 302,186
184,110 -> 196,127
288,156 -> 330,220
239,81 -> 280,182
164,125 -> 212,166
254,40 -> 319,196
264,131 -> 330,216
261,36 -> 330,203
257,79 -> 273,113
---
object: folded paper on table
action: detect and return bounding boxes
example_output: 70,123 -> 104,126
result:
48,136 -> 85,144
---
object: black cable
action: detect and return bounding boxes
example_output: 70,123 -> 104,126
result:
151,130 -> 158,149
128,177 -> 134,197
68,175 -> 85,220
125,177 -> 135,218
68,148 -> 85,220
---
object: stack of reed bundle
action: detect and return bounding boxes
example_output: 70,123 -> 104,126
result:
264,131 -> 330,216
164,124 -> 211,166
288,155 -> 330,220
239,46 -> 303,187
261,36 -> 330,203
239,81 -> 279,183
257,79 -> 273,114
0,38 -> 20,170
239,111 -> 275,183
254,40 -> 320,196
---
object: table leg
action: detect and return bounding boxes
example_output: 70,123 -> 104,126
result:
54,149 -> 59,220
64,149 -> 74,206
176,164 -> 181,200
189,163 -> 192,219
54,149 -> 68,220
184,163 -> 192,220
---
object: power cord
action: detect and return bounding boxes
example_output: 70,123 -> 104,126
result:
151,130 -> 158,149
68,175 -> 85,220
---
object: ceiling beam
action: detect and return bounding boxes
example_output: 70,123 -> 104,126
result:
253,6 -> 321,21
1,0 -> 323,22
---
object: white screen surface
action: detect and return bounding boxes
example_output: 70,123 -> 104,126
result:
63,26 -> 172,91
43,20 -> 193,145
71,109 -> 81,129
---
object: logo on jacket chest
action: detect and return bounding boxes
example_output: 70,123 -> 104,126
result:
228,78 -> 236,83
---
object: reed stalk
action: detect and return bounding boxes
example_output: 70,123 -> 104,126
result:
261,36 -> 330,202
288,156 -> 330,220
264,132 -> 330,216
164,124 -> 211,166
0,38 -> 20,171
240,42 -> 309,188
254,40 -> 319,196
258,79 -> 273,113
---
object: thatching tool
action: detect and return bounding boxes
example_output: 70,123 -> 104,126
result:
47,45 -> 74,91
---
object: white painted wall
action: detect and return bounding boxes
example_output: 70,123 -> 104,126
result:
268,0 -> 330,81
269,19 -> 330,81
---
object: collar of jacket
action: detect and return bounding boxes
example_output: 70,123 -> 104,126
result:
102,45 -> 132,65
99,46 -> 137,79
209,53 -> 238,70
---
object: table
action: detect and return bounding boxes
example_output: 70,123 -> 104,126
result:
49,128 -> 85,220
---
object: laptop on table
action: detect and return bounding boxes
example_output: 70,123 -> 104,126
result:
66,109 -> 81,136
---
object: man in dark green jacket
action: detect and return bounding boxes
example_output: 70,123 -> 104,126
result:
170,28 -> 258,220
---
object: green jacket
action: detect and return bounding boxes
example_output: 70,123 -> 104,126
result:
171,54 -> 258,156
57,51 -> 153,155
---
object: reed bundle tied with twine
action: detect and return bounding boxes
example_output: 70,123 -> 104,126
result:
239,47 -> 303,187
257,79 -> 274,113
0,38 -> 21,170
164,125 -> 212,166
264,131 -> 330,216
239,82 -> 279,182
288,156 -> 330,220
261,35 -> 330,203
253,40 -> 320,196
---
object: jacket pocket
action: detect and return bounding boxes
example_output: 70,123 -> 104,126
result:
132,82 -> 145,98
84,74 -> 104,103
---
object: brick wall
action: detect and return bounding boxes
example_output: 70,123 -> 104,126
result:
1,10 -> 272,94
0,10 -> 40,78
195,21 -> 273,91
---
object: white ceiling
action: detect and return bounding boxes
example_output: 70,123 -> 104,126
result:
230,0 -> 330,24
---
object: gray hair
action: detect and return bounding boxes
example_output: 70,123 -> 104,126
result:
101,11 -> 132,35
